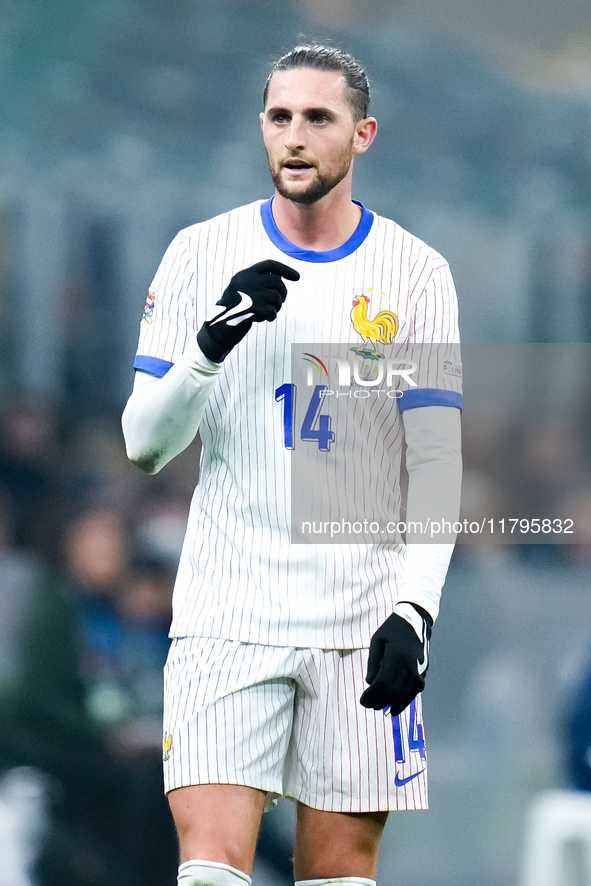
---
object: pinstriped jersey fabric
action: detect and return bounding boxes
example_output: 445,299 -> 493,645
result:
134,199 -> 461,648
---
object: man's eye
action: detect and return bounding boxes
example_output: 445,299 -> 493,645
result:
311,115 -> 329,124
272,114 -> 289,124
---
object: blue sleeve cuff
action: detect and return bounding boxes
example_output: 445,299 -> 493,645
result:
398,388 -> 463,411
133,355 -> 174,377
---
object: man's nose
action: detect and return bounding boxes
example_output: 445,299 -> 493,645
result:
285,116 -> 305,151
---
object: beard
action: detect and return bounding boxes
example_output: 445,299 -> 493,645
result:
266,139 -> 354,205
270,165 -> 349,205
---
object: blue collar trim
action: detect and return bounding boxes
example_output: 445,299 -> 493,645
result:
260,197 -> 374,263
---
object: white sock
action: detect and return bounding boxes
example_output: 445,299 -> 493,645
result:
294,879 -> 376,886
178,860 -> 252,885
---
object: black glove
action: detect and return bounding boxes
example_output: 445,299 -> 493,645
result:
197,259 -> 300,363
359,603 -> 433,715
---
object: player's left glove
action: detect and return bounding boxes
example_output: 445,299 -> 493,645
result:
359,602 -> 433,715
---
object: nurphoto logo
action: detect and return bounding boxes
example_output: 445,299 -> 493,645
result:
303,352 -> 418,391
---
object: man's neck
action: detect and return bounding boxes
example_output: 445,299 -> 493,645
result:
271,187 -> 362,252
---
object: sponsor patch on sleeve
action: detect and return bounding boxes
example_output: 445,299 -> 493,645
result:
142,289 -> 156,324
443,360 -> 462,378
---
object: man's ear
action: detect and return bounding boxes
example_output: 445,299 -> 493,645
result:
353,116 -> 378,155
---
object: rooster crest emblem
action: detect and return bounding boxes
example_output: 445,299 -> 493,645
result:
350,289 -> 398,359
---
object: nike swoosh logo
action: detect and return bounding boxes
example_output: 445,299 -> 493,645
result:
394,768 -> 425,787
417,633 -> 429,675
209,290 -> 253,326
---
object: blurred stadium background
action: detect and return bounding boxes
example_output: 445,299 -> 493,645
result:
2,1 -> 591,885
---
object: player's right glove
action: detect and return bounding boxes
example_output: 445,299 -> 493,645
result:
359,602 -> 433,716
197,259 -> 300,363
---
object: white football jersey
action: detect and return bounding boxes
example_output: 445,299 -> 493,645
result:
134,199 -> 462,648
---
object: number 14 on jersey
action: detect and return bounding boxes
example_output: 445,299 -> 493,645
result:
275,383 -> 335,452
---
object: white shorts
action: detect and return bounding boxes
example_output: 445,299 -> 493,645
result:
163,637 -> 428,812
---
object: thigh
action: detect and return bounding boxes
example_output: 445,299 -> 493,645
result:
285,648 -> 429,812
168,783 -> 266,874
294,803 -> 388,881
163,638 -> 297,800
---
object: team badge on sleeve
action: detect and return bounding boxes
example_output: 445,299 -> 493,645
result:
142,289 -> 156,324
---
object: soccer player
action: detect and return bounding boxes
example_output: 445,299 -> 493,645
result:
122,45 -> 462,886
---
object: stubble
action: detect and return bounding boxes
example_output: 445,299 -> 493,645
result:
266,137 -> 355,205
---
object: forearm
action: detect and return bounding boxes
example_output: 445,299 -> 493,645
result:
398,405 -> 462,621
121,341 -> 221,474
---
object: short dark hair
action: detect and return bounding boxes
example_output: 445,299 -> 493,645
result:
263,44 -> 371,121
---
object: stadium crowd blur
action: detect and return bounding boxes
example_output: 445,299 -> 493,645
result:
0,396 -> 190,886
1,384 -> 591,884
